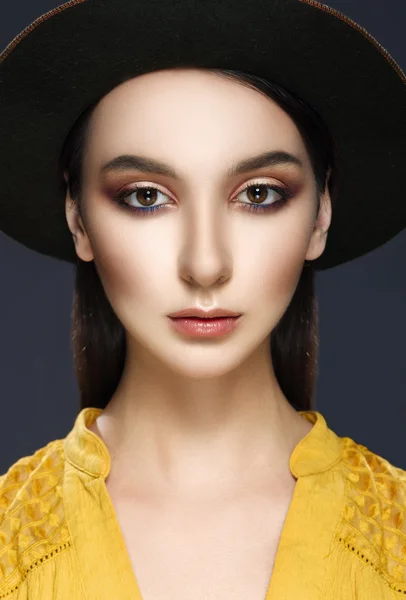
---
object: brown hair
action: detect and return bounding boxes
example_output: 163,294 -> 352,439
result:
58,68 -> 341,412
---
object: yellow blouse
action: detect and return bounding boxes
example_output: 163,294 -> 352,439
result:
1,407 -> 406,599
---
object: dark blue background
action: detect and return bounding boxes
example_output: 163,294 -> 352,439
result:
1,0 -> 405,474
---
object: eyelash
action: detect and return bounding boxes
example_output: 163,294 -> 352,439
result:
112,180 -> 292,216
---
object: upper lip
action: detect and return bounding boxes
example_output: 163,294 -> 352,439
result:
168,307 -> 241,318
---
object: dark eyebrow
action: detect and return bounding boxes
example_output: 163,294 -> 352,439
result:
100,150 -> 303,179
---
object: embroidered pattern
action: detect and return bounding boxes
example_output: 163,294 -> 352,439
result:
0,440 -> 71,596
337,437 -> 406,594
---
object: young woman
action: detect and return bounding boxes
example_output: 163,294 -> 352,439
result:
0,1 -> 405,599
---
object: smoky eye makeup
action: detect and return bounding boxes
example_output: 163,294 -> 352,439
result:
107,178 -> 296,216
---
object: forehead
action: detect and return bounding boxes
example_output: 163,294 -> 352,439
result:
84,68 -> 311,173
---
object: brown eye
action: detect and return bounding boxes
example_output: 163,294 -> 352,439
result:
116,185 -> 170,208
236,183 -> 287,206
133,187 -> 159,206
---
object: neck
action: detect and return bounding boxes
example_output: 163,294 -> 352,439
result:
89,339 -> 312,498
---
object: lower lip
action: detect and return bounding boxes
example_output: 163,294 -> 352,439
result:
168,316 -> 242,337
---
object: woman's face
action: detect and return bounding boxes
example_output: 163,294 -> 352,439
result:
66,68 -> 331,379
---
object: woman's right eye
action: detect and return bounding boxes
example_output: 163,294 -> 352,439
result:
113,184 -> 171,215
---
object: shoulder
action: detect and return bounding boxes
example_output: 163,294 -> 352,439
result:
337,434 -> 406,593
0,438 -> 71,595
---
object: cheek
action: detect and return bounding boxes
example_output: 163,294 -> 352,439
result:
259,256 -> 303,315
87,216 -> 174,311
238,216 -> 312,313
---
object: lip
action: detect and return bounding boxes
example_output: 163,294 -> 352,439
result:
168,307 -> 241,318
167,315 -> 242,338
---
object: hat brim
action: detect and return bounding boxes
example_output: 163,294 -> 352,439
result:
0,0 -> 405,270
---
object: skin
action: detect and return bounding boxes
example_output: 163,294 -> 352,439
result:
65,68 -> 332,502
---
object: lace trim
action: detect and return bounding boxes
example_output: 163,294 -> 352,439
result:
0,542 -> 71,599
338,438 -> 406,593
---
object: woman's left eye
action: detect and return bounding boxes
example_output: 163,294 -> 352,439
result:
235,182 -> 291,212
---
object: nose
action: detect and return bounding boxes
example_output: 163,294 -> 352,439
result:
178,201 -> 232,288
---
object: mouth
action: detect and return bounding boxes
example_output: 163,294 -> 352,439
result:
167,314 -> 242,337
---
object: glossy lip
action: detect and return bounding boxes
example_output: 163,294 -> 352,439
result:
168,307 -> 241,318
167,315 -> 242,338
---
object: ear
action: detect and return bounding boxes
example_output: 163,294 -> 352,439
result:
305,172 -> 332,262
64,171 -> 94,262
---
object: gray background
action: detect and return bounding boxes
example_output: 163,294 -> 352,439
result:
1,0 -> 405,474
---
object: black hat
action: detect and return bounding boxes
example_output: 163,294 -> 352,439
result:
0,0 -> 405,270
